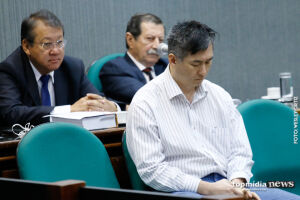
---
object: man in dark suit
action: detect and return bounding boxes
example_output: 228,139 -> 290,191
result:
100,13 -> 168,105
0,10 -> 117,127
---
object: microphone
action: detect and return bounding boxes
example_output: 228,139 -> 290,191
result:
157,43 -> 168,56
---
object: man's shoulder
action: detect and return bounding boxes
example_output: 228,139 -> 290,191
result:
60,55 -> 84,70
203,79 -> 232,99
62,55 -> 83,65
0,47 -> 24,69
132,72 -> 165,103
103,54 -> 128,67
101,54 -> 139,75
203,79 -> 224,90
102,54 -> 167,70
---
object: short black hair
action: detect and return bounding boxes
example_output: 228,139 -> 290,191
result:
167,20 -> 216,60
21,9 -> 64,44
125,13 -> 163,49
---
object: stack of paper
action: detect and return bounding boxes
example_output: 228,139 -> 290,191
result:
50,112 -> 117,130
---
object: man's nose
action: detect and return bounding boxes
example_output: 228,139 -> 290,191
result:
49,46 -> 61,55
198,65 -> 207,75
152,37 -> 160,49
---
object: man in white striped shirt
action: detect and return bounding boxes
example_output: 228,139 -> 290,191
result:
127,21 -> 299,200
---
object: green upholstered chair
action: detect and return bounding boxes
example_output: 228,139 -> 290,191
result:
122,132 -> 151,191
17,122 -> 120,188
237,99 -> 300,195
87,53 -> 124,92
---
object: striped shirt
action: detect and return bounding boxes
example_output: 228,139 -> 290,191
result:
126,66 -> 254,193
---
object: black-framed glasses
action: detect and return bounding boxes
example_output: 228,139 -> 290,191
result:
40,39 -> 67,50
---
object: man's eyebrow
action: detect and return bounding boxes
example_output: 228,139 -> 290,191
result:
191,57 -> 214,63
40,36 -> 63,41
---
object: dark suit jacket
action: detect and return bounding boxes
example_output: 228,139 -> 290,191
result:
100,53 -> 168,104
0,46 -> 100,126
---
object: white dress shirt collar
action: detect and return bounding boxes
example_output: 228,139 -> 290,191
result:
127,51 -> 154,72
29,61 -> 56,106
29,61 -> 55,84
164,65 -> 208,102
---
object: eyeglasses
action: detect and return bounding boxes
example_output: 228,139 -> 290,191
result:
39,40 -> 67,50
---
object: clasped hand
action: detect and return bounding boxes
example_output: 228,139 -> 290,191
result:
197,178 -> 261,200
71,93 -> 117,112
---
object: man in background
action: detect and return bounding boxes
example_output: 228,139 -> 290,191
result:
100,13 -> 168,105
0,9 -> 117,127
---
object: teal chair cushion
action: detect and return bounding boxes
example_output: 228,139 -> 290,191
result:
17,122 -> 120,188
238,99 -> 300,195
87,53 -> 124,92
122,132 -> 151,190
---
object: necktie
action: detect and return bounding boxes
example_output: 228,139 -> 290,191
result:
143,68 -> 153,81
40,75 -> 51,106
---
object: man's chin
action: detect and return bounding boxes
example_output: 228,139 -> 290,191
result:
145,58 -> 160,67
47,63 -> 61,72
195,79 -> 204,85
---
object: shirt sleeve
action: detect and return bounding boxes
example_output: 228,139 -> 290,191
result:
226,100 -> 254,183
126,100 -> 201,192
50,105 -> 71,114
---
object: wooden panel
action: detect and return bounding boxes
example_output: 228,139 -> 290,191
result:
110,156 -> 131,189
0,178 -> 86,200
0,177 -> 244,200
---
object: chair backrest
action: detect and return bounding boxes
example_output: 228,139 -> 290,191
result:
17,122 -> 120,188
87,53 -> 124,92
122,132 -> 150,191
238,99 -> 300,195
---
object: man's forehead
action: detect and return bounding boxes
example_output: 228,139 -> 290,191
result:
33,21 -> 63,40
140,22 -> 164,34
184,47 -> 214,62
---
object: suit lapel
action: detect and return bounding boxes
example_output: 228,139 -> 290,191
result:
53,66 -> 69,105
124,53 -> 147,83
22,52 -> 41,105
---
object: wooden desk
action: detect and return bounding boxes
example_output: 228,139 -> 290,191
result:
0,178 -> 85,200
0,127 -> 130,188
0,177 -> 245,200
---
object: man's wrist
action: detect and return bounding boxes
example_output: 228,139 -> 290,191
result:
197,180 -> 212,195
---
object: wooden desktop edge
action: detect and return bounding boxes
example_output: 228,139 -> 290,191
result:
0,127 -> 125,148
0,177 -> 244,200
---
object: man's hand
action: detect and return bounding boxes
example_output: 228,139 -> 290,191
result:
71,93 -> 117,112
231,178 -> 246,186
231,178 -> 261,200
197,179 -> 260,200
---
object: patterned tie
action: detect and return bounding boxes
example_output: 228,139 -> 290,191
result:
40,75 -> 51,106
143,67 -> 153,81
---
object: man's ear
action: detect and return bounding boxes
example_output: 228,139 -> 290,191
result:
21,39 -> 31,57
126,32 -> 135,49
168,53 -> 176,64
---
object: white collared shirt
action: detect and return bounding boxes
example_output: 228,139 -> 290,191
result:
126,65 -> 253,192
127,52 -> 156,82
30,62 -> 70,113
30,61 -> 55,106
